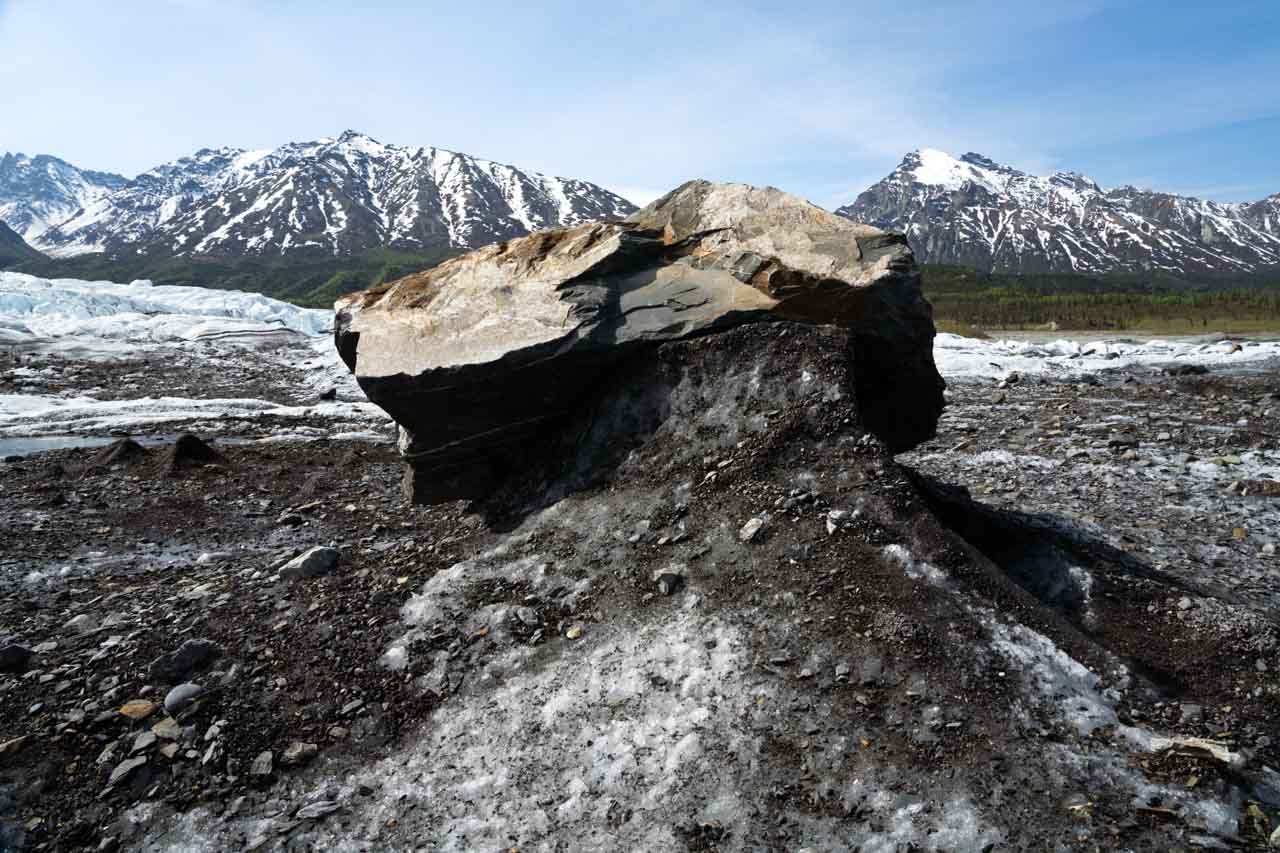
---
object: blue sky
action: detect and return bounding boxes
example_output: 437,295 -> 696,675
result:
1,0 -> 1276,208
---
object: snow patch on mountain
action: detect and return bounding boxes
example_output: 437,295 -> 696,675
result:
839,149 -> 1280,275
9,132 -> 636,259
0,153 -> 127,245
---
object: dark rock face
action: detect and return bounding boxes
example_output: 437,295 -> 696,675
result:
336,180 -> 944,504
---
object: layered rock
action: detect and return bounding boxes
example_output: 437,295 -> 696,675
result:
336,180 -> 943,503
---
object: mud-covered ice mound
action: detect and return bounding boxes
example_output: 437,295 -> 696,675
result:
134,321 -> 1280,852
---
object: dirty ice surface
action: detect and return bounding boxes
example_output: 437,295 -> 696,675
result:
0,272 -> 388,446
933,331 -> 1280,380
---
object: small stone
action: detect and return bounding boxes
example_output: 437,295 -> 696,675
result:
0,736 -> 27,756
279,546 -> 340,579
159,743 -> 179,760
250,751 -> 274,777
151,717 -> 181,740
340,699 -> 364,716
282,741 -> 319,766
108,755 -> 148,786
825,509 -> 849,535
565,625 -> 584,640
296,801 -> 341,820
201,742 -> 222,767
739,517 -> 766,543
164,682 -> 206,716
131,731 -> 157,754
652,568 -> 683,596
118,700 -> 158,721
148,638 -> 222,684
1176,597 -> 1193,611
328,726 -> 349,739
64,614 -> 96,635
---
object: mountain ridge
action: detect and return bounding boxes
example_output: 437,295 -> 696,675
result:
837,148 -> 1280,276
1,131 -> 636,259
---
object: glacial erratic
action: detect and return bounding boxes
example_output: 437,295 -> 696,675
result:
335,179 -> 944,504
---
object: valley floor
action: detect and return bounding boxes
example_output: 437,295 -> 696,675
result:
1,276 -> 1278,851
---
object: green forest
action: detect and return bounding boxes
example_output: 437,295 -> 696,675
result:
922,264 -> 1280,333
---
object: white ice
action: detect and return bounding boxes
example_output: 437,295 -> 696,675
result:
933,332 -> 1280,380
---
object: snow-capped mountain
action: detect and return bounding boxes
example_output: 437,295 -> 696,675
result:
5,131 -> 637,258
0,153 -> 127,245
837,149 -> 1280,275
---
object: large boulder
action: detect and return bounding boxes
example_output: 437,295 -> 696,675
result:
336,180 -> 943,503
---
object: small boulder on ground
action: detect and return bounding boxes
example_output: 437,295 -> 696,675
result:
148,638 -> 222,684
279,546 -> 340,579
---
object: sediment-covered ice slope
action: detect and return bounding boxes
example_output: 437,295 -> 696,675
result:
934,332 -> 1280,379
0,271 -> 330,345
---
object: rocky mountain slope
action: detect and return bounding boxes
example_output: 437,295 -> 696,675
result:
838,149 -> 1280,276
2,132 -> 636,259
0,222 -> 43,267
0,153 -> 127,246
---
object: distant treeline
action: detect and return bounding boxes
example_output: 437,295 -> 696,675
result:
922,264 -> 1280,332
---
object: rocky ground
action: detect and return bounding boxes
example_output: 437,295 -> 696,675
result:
1,325 -> 1278,852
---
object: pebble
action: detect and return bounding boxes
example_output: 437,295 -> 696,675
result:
108,755 -> 148,786
652,568 -> 683,596
0,736 -> 27,756
250,750 -> 274,777
131,731 -> 157,754
282,741 -> 319,766
296,801 -> 341,820
118,700 -> 158,721
149,638 -> 222,684
151,717 -> 181,740
63,614 -> 96,635
739,517 -> 766,543
164,682 -> 206,716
